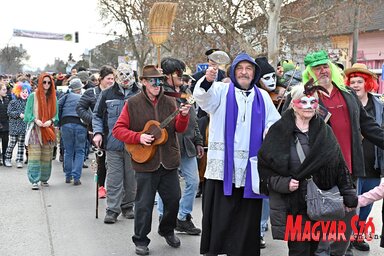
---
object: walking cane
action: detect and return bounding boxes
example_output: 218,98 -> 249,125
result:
91,159 -> 99,219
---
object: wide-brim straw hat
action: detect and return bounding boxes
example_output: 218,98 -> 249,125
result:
139,65 -> 166,80
344,63 -> 377,79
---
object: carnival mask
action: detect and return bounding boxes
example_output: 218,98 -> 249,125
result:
20,89 -> 30,100
116,63 -> 135,89
260,72 -> 276,91
293,96 -> 318,109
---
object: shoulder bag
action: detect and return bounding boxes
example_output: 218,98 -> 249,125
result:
295,136 -> 345,221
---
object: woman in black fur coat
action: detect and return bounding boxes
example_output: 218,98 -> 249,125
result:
258,84 -> 357,256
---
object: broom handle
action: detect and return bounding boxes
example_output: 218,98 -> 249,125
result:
157,45 -> 161,67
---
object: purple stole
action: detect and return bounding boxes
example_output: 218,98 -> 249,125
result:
224,82 -> 266,199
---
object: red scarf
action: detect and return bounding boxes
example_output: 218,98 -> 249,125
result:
36,73 -> 56,144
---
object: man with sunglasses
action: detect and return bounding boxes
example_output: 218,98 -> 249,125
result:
156,57 -> 204,236
112,65 -> 191,255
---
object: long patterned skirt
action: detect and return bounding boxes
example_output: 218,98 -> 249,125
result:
27,128 -> 54,184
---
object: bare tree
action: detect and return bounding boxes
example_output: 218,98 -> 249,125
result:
0,45 -> 29,74
95,0 -> 375,72
44,58 -> 67,74
98,0 -> 155,68
90,38 -> 127,68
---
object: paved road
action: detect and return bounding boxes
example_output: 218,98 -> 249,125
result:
0,154 -> 382,256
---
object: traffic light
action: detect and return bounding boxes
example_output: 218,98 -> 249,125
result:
75,32 -> 79,43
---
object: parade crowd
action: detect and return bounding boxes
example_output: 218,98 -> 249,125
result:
0,48 -> 384,256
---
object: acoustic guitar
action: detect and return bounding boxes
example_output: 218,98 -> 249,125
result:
125,93 -> 194,163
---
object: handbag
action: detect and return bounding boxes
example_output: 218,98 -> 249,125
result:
295,136 -> 345,221
306,177 -> 345,221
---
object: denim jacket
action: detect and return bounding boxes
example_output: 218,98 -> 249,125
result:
93,83 -> 140,151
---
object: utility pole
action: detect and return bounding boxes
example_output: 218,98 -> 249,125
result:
351,0 -> 360,65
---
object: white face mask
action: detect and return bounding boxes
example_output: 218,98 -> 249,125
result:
116,64 -> 135,89
293,96 -> 319,109
260,72 -> 276,91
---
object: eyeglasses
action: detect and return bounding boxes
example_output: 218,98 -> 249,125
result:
43,81 -> 51,85
148,78 -> 163,87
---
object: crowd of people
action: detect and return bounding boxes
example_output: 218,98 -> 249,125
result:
0,48 -> 384,256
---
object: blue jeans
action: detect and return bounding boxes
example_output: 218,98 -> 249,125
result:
357,177 -> 381,222
157,154 -> 199,220
260,199 -> 269,237
61,123 -> 87,181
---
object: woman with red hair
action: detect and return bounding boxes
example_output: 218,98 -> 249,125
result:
24,73 -> 58,190
345,63 -> 383,251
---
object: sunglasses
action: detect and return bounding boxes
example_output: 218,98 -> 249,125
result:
43,81 -> 51,85
148,78 -> 163,87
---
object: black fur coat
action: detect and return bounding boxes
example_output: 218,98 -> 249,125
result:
258,108 -> 357,240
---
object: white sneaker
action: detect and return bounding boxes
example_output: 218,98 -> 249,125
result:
16,162 -> 23,168
4,160 -> 12,167
32,183 -> 39,190
41,181 -> 49,187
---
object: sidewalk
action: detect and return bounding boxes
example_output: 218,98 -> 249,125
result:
0,155 -> 382,256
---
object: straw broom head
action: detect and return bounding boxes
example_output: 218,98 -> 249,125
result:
148,2 -> 178,46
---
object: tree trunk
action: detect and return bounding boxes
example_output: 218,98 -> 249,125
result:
267,0 -> 283,67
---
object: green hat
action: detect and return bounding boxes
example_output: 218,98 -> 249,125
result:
282,61 -> 295,72
304,50 -> 329,67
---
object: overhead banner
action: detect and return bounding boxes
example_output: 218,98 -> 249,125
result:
13,29 -> 73,41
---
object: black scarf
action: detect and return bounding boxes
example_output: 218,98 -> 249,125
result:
258,108 -> 347,214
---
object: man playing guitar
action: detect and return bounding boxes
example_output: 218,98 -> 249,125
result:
112,65 -> 191,256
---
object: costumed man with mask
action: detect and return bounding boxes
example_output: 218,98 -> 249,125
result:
193,52 -> 280,256
157,57 -> 204,235
93,63 -> 140,224
255,57 -> 280,107
256,57 -> 301,113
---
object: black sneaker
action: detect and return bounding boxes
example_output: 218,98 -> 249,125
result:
74,180 -> 82,186
122,207 -> 134,219
104,210 -> 119,224
175,214 -> 201,235
260,236 -> 266,249
162,233 -> 181,248
352,240 -> 369,251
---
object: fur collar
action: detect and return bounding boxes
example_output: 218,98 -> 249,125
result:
259,108 -> 345,180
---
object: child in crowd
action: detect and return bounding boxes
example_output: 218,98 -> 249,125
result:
0,83 -> 10,165
356,179 -> 384,248
4,81 -> 31,168
358,179 -> 384,207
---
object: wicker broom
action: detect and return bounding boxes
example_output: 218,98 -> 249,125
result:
148,2 -> 178,66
